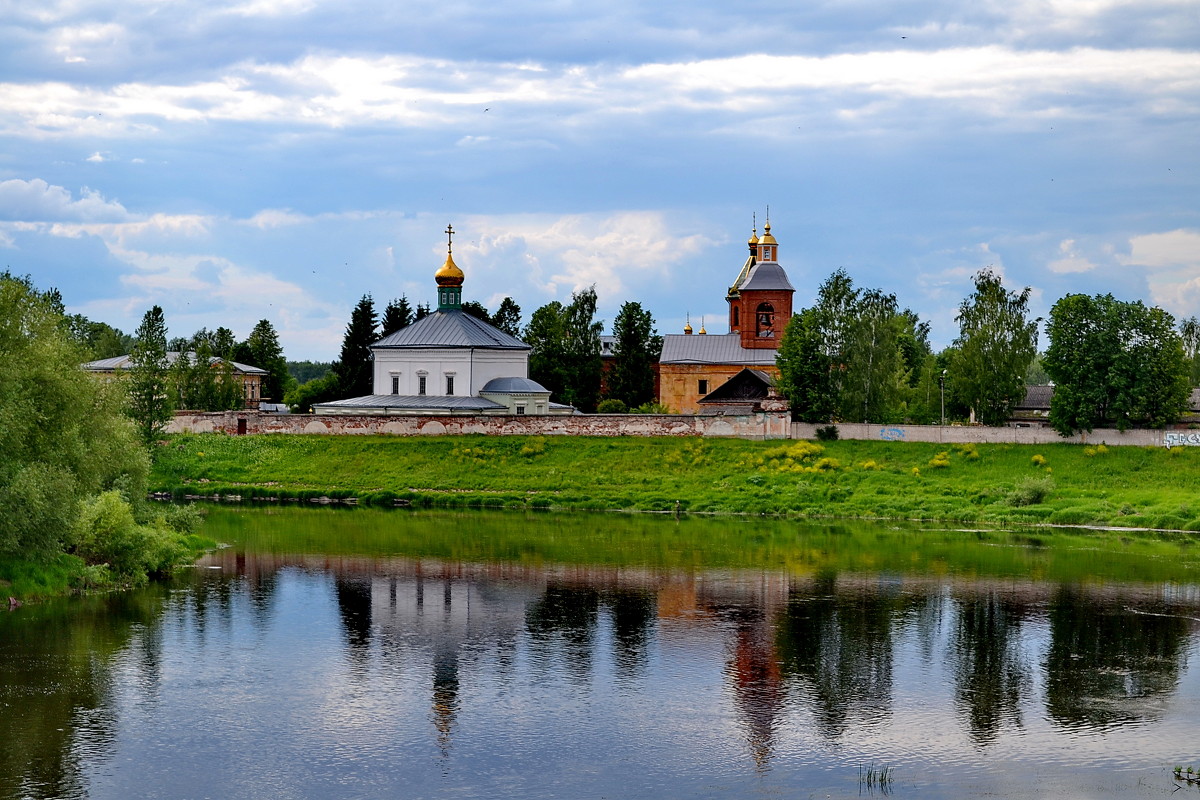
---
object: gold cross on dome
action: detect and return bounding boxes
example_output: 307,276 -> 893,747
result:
445,224 -> 454,253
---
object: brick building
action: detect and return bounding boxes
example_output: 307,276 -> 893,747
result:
657,221 -> 795,413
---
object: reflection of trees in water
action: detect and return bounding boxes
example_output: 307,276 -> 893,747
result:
774,575 -> 898,739
334,575 -> 374,664
525,586 -> 601,683
1045,586 -> 1189,728
0,589 -> 167,800
604,589 -> 656,682
950,592 -> 1030,745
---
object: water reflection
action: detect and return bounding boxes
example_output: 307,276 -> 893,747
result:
3,510 -> 1200,799
1045,586 -> 1191,729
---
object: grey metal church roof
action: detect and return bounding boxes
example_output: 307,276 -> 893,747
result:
738,262 -> 795,292
314,394 -> 506,411
372,310 -> 529,350
658,333 -> 780,366
480,377 -> 550,393
82,352 -> 268,375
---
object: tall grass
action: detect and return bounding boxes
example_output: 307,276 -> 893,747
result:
149,433 -> 1200,530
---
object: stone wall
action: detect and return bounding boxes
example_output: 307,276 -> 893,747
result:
793,422 -> 1170,447
168,410 -> 792,440
168,411 -> 1175,446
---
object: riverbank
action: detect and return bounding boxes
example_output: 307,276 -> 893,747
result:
150,433 -> 1200,531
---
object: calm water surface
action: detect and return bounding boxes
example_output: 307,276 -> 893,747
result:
3,507 -> 1200,799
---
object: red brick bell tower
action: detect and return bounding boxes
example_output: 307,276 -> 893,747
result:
726,220 -> 794,349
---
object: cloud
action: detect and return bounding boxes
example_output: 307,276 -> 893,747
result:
1047,238 -> 1096,273
0,45 -> 1195,140
0,178 -> 130,222
460,211 -> 716,302
1118,228 -> 1200,315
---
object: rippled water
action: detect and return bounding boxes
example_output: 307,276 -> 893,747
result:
2,508 -> 1199,799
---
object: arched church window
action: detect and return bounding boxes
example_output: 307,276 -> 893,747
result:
756,302 -> 775,338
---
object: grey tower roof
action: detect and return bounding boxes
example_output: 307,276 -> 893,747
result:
372,309 -> 530,350
480,377 -> 551,393
738,262 -> 794,293
659,333 -> 779,366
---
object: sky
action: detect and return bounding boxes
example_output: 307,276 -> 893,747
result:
1,0 -> 1197,361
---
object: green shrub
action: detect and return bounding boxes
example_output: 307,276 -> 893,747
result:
597,399 -> 628,413
1007,476 -> 1054,506
815,425 -> 840,441
631,402 -> 671,413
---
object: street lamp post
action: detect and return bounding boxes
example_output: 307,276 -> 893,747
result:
939,369 -> 947,426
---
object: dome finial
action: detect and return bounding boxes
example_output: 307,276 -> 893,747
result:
435,222 -> 465,288
748,211 -> 759,246
684,312 -> 693,335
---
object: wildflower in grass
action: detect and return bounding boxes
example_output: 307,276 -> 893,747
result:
928,451 -> 951,468
1031,454 -> 1046,466
858,460 -> 881,471
911,467 -> 921,477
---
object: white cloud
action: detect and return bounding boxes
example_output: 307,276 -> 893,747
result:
0,46 -> 1195,139
0,178 -> 130,222
1047,238 -> 1096,273
460,211 -> 716,301
1118,228 -> 1200,315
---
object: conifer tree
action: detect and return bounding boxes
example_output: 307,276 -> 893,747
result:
491,297 -> 522,337
244,319 -> 288,402
334,295 -> 378,397
381,296 -> 414,337
607,301 -> 661,408
128,305 -> 173,445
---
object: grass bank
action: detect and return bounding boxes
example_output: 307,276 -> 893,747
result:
149,433 -> 1200,530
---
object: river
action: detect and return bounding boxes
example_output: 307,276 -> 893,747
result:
2,507 -> 1199,799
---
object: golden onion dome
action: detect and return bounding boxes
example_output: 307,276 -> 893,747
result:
683,320 -> 693,334
748,229 -> 759,245
759,221 -> 778,245
434,252 -> 464,287
698,324 -> 707,335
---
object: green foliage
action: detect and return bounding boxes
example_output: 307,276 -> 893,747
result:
631,401 -> 671,413
597,399 -> 628,413
1006,476 -> 1054,506
333,294 -> 378,398
950,269 -> 1039,426
606,301 -> 661,409
127,305 -> 173,445
242,319 -> 288,402
1045,293 -> 1190,435
287,360 -> 333,384
777,309 -> 833,422
525,287 -> 604,411
491,297 -> 522,337
171,335 -> 243,412
380,296 -> 414,337
284,374 -> 341,413
805,270 -> 928,424
815,424 -> 840,441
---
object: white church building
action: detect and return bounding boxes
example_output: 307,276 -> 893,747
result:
314,226 -> 573,416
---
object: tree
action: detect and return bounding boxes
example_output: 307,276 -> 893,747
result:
1044,293 -> 1190,434
776,309 -> 834,422
949,269 -> 1039,426
211,326 -> 238,359
0,273 -> 151,559
284,374 -> 342,413
127,305 -> 173,446
381,296 -> 415,337
1179,316 -> 1200,386
243,319 -> 288,402
461,300 -> 491,323
492,297 -> 522,337
171,333 -> 243,411
333,295 -> 378,397
841,288 -> 908,423
606,301 -> 661,409
525,287 -> 604,411
415,303 -> 431,321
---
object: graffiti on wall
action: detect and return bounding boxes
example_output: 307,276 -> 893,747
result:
1163,432 -> 1200,448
